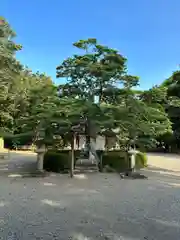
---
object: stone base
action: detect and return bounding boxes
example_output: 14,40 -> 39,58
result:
76,158 -> 98,166
21,171 -> 49,178
75,158 -> 99,173
119,172 -> 148,179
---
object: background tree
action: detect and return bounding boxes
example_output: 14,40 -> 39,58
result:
0,16 -> 22,134
162,71 -> 180,151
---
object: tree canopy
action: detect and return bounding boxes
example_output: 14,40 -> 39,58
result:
0,16 -> 178,155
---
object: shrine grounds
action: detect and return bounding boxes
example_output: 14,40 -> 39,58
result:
0,151 -> 180,239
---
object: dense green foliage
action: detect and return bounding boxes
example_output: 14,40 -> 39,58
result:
0,16 -> 179,167
102,151 -> 128,171
44,151 -> 70,172
142,71 -> 180,152
43,150 -> 147,172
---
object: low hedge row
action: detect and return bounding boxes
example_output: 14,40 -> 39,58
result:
102,151 -> 129,172
43,151 -> 69,172
43,150 -> 147,173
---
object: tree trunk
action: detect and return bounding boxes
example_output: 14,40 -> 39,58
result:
99,151 -> 103,172
70,133 -> 75,178
85,117 -> 91,158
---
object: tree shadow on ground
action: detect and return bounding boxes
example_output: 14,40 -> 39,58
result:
40,196 -> 180,240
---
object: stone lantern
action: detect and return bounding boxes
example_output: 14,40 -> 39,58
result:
35,128 -> 46,172
36,144 -> 47,171
128,149 -> 139,172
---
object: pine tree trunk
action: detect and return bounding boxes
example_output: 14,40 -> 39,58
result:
99,151 -> 103,172
70,133 -> 75,178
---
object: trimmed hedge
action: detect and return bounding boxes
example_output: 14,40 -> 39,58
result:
101,151 -> 147,171
102,151 -> 129,171
43,151 -> 69,172
43,150 -> 81,173
43,149 -> 147,173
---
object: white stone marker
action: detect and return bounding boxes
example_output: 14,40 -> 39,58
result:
36,145 -> 46,171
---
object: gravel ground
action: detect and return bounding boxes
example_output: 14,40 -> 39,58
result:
0,152 -> 180,239
0,151 -> 37,174
0,170 -> 180,239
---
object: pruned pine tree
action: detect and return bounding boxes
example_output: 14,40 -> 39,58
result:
0,17 -> 173,176
56,39 -> 171,175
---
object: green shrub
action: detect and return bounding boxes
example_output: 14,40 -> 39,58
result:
43,150 -> 81,173
43,150 -> 147,173
102,151 -> 129,172
135,152 -> 147,169
43,151 -> 70,172
101,151 -> 147,172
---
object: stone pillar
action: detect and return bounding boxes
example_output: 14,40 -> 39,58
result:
130,153 -> 136,170
37,153 -> 44,171
36,145 -> 46,172
128,149 -> 137,172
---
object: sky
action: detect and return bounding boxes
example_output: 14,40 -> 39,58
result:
1,0 -> 180,89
